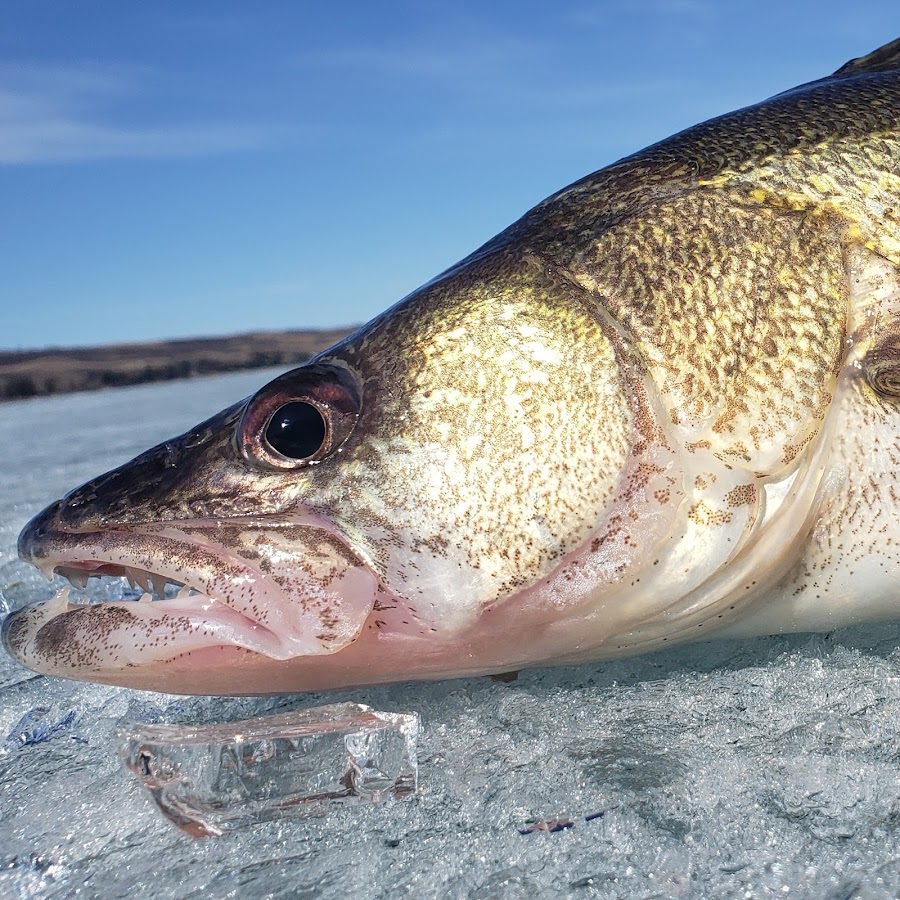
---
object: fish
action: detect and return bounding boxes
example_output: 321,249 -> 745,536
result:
4,39 -> 900,696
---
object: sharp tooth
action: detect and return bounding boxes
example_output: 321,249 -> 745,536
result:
131,569 -> 152,593
138,592 -> 153,603
48,587 -> 71,613
175,585 -> 193,600
67,570 -> 89,590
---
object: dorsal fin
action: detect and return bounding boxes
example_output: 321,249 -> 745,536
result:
833,37 -> 900,76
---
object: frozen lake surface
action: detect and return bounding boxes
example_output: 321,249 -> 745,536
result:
3,370 -> 900,898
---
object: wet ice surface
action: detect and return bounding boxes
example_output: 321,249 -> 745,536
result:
3,371 -> 900,898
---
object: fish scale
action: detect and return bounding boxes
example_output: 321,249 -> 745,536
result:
572,188 -> 846,469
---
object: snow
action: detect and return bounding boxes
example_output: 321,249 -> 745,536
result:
3,370 -> 900,898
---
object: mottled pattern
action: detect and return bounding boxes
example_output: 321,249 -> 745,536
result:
325,253 -> 634,626
704,131 -> 900,265
570,192 -> 846,471
784,380 -> 900,606
728,246 -> 900,638
493,71 -> 900,260
482,65 -> 900,562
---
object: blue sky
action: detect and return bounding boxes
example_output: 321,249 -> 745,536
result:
2,1 -> 899,349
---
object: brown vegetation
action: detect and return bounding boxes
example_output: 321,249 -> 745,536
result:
0,328 -> 354,401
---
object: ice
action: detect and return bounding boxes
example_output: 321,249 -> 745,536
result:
3,371 -> 900,896
119,703 -> 418,836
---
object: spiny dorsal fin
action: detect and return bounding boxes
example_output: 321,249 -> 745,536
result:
834,37 -> 900,76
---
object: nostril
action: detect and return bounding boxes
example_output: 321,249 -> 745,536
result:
63,465 -> 130,511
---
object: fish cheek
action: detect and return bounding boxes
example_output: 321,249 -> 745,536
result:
327,255 -> 639,630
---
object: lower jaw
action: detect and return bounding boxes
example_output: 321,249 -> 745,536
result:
4,595 -> 558,695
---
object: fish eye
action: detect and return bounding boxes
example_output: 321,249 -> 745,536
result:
265,401 -> 328,460
238,364 -> 361,471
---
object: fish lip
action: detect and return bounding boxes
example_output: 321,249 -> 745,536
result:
18,498 -> 348,563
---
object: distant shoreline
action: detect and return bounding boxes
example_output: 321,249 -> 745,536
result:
0,328 -> 355,402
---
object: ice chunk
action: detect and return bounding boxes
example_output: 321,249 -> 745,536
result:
118,702 -> 419,837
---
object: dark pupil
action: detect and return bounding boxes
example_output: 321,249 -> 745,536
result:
265,402 -> 327,460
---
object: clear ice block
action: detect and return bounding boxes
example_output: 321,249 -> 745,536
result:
119,702 -> 419,837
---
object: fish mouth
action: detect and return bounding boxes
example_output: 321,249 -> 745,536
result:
3,504 -> 379,678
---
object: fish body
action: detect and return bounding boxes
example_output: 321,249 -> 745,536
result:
5,40 -> 900,694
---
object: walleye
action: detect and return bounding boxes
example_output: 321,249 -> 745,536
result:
4,40 -> 900,695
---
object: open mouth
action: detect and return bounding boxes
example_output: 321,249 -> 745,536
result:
29,561 -> 278,660
3,512 -> 380,677
55,560 -> 203,602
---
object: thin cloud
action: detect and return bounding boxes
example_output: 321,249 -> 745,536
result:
299,36 -> 541,82
261,280 -> 308,297
0,62 -> 285,164
568,0 -> 713,22
526,78 -> 694,107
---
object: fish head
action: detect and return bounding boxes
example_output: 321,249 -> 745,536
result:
2,251 -> 673,694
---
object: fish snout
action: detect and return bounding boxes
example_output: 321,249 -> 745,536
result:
57,441 -> 186,530
17,500 -> 64,566
52,400 -> 247,531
